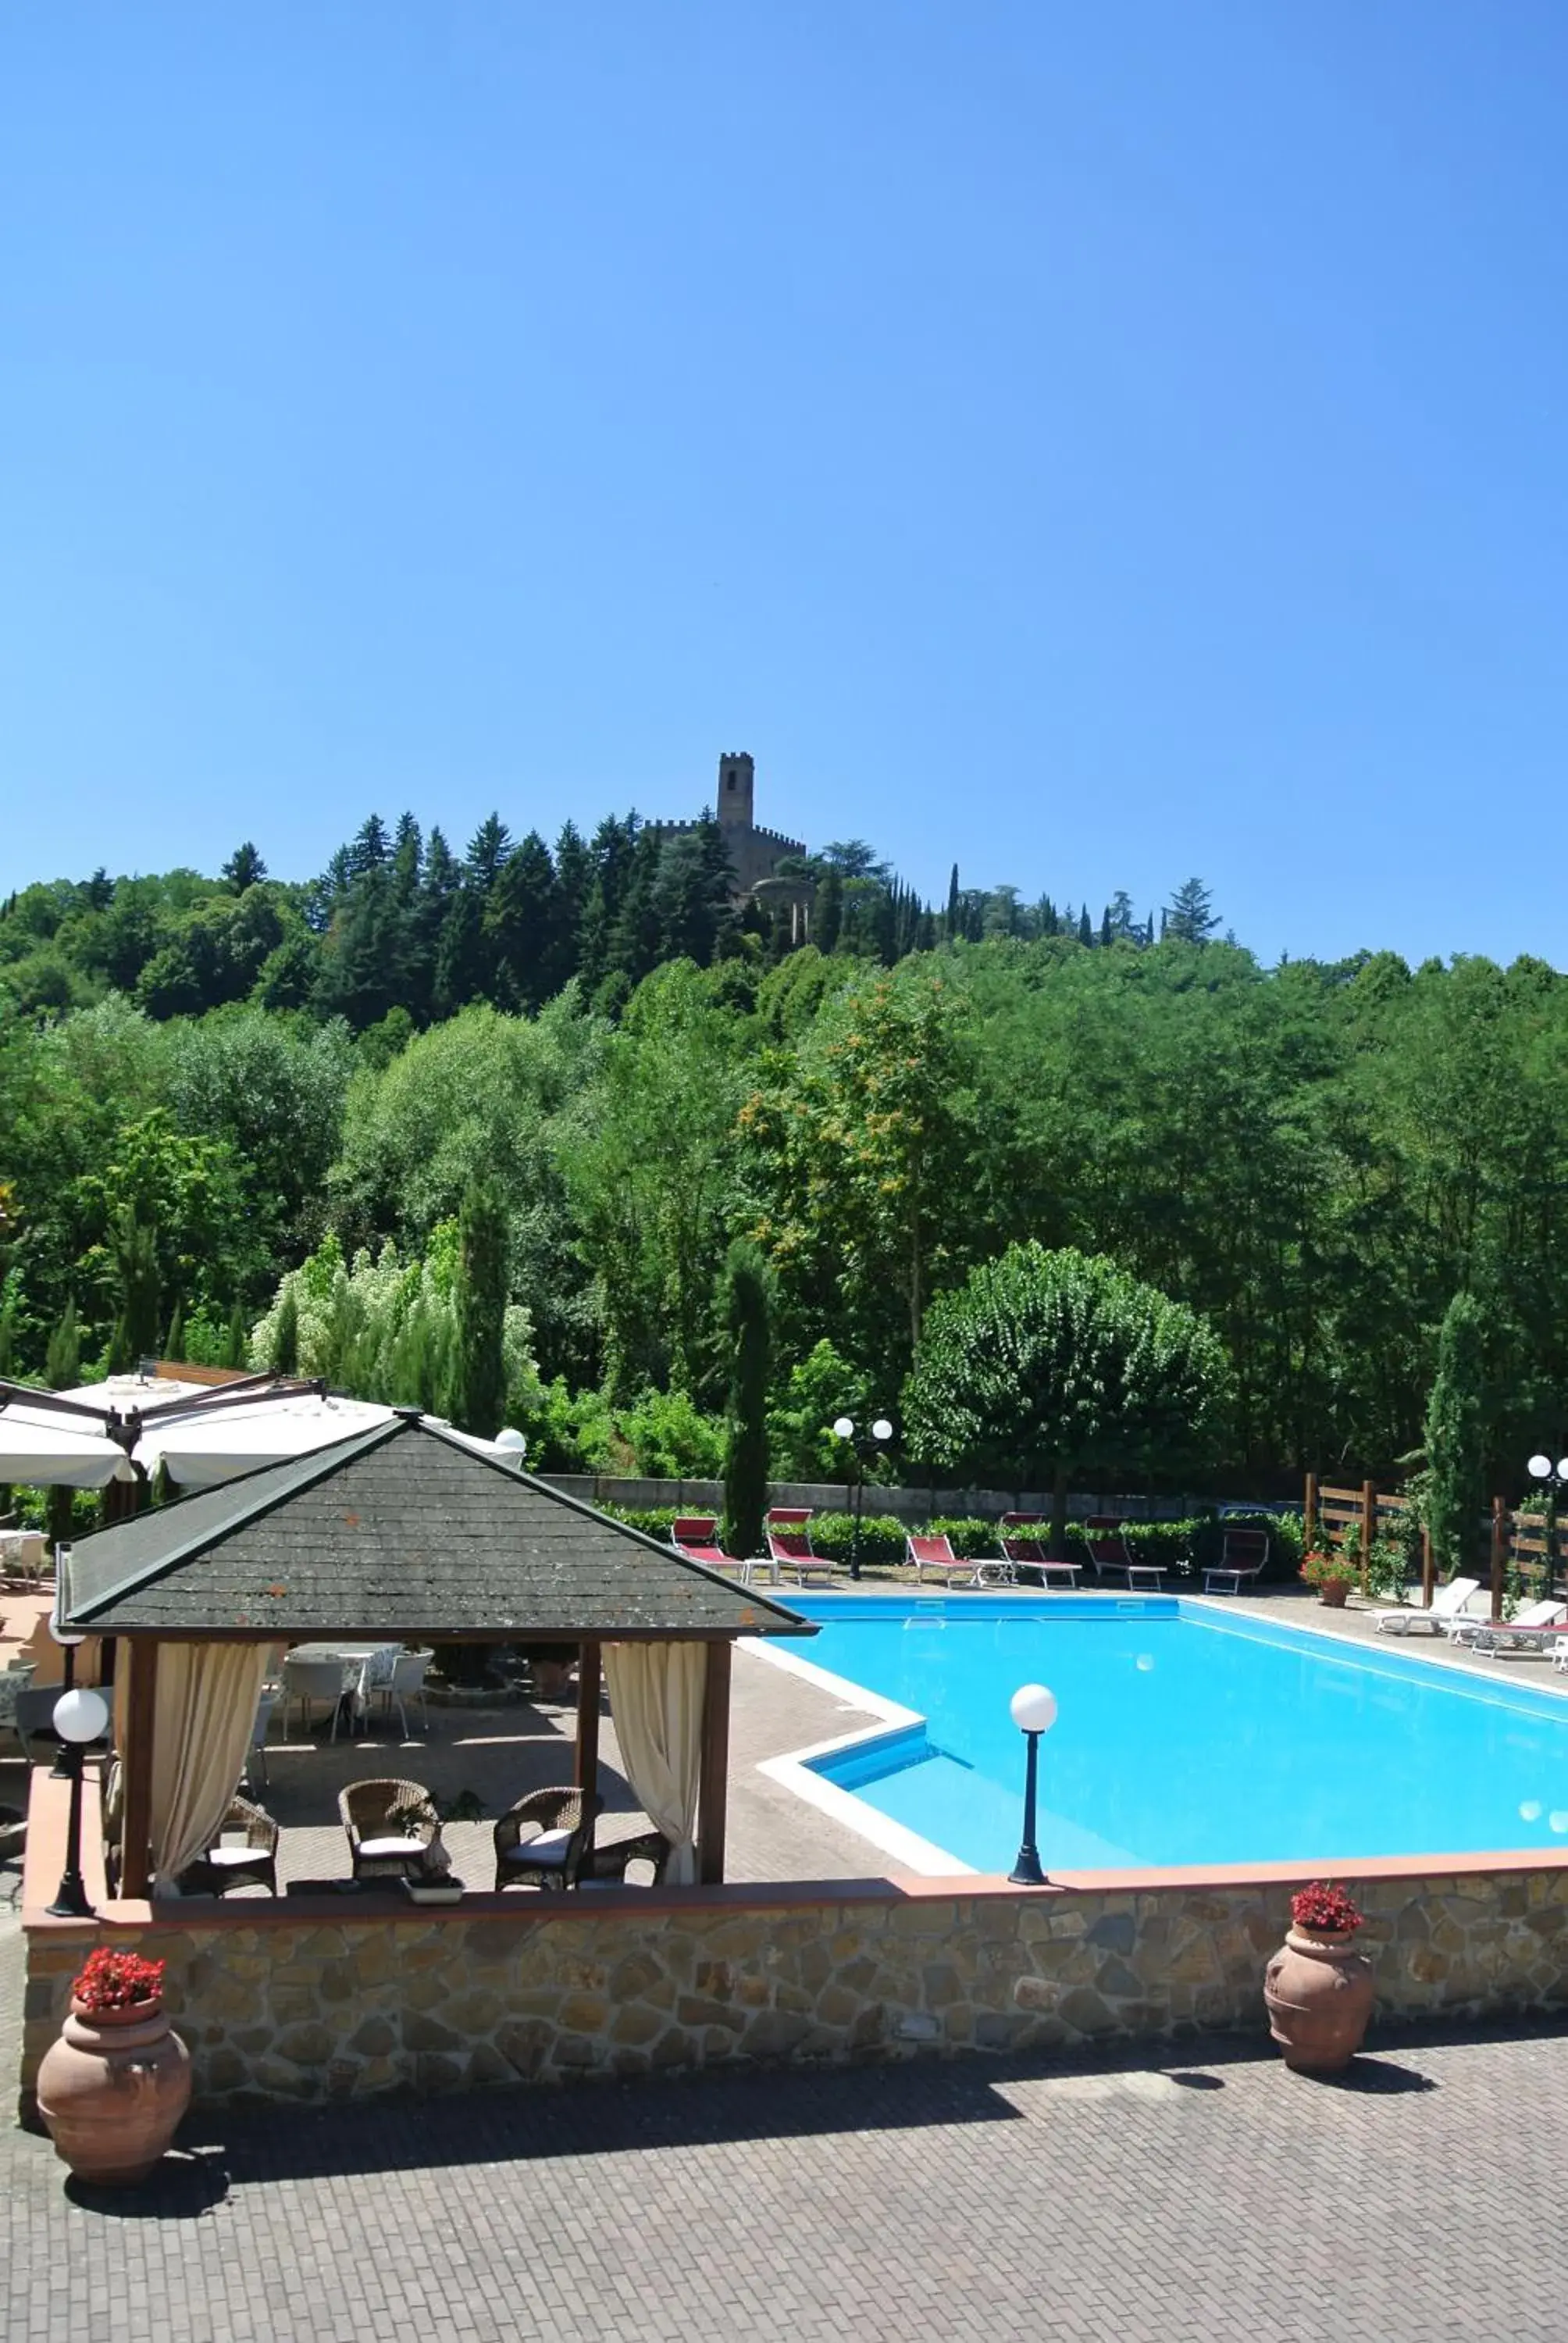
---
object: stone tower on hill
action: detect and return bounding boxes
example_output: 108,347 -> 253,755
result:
650,752 -> 810,900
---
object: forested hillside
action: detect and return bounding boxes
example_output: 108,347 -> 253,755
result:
2,810 -> 1564,1493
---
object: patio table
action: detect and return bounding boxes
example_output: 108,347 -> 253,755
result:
290,1642 -> 403,1725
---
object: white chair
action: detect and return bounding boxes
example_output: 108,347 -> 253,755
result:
378,1650 -> 433,1740
282,1656 -> 347,1741
1375,1575 -> 1481,1636
1450,1599 -> 1568,1653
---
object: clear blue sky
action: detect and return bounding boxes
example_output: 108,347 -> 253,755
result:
4,3 -> 1566,966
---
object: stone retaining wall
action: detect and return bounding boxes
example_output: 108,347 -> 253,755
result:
23,1865 -> 1568,2109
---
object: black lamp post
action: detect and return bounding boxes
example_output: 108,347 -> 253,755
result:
48,1683 -> 109,1919
1527,1451 -> 1568,1603
48,1541 -> 83,1782
1007,1681 -> 1058,1886
830,1414 -> 894,1581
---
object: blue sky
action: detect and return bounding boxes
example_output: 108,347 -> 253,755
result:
4,4 -> 1566,966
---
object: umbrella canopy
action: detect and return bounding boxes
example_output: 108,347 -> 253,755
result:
136,1391 -> 396,1486
0,1400 -> 127,1489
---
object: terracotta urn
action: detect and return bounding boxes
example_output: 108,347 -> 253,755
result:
1317,1578 -> 1351,1609
36,1995 -> 192,2186
1263,1928 -> 1374,2071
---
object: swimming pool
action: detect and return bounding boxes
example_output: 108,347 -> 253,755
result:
773,1593 -> 1568,1875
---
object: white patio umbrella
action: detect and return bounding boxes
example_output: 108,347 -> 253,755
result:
134,1392 -> 397,1487
0,1402 -> 129,1489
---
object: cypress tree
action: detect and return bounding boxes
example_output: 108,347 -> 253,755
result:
45,1299 -> 80,1391
814,867 -> 843,954
222,1300 -> 249,1370
1424,1290 -> 1488,1581
720,1240 -> 773,1564
1078,906 -> 1093,948
106,1206 -> 160,1373
945,864 -> 960,942
452,1177 -> 508,1438
270,1284 -> 300,1375
164,1298 -> 185,1364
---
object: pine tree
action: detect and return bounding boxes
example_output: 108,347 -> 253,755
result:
45,1299 -> 80,1391
486,830 -> 560,1011
1166,877 -> 1219,943
451,1177 -> 509,1438
347,815 -> 390,878
465,813 -> 511,893
554,819 -> 592,988
719,1240 -> 773,1563
221,842 -> 267,894
1424,1290 -> 1488,1581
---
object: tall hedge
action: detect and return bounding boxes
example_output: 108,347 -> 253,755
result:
719,1239 -> 773,1561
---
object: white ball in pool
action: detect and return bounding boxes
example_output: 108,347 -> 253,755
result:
1135,1654 -> 1155,1672
1520,1800 -> 1544,1823
1552,1812 -> 1568,1835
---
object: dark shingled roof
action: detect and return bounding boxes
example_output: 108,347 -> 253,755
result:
63,1414 -> 814,1642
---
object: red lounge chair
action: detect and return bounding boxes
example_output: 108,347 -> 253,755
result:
905,1532 -> 974,1589
1203,1527 -> 1270,1595
670,1516 -> 751,1585
766,1508 -> 833,1588
1083,1517 -> 1167,1592
998,1513 -> 1081,1591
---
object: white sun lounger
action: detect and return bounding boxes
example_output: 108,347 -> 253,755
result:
1374,1576 -> 1481,1635
1449,1598 -> 1568,1653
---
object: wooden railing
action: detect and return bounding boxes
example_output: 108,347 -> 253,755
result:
1306,1475 -> 1564,1620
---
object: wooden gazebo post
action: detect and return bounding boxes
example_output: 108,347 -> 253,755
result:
119,1636 -> 159,1899
697,1640 -> 732,1885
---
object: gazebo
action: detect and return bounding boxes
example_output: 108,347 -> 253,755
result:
60,1409 -> 814,1895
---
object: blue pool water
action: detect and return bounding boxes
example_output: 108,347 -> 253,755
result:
788,1594 -> 1568,1873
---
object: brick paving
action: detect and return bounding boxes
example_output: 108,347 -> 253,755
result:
5,2011 -> 1568,2339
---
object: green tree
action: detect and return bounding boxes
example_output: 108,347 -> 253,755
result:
1165,877 -> 1220,943
719,1240 -> 773,1562
105,1205 -> 162,1373
903,1243 -> 1231,1550
451,1176 -> 509,1437
221,842 -> 267,893
45,1299 -> 80,1390
269,1282 -> 300,1375
1422,1289 -> 1488,1581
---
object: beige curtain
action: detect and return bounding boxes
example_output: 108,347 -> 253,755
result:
601,1641 -> 707,1885
147,1642 -> 270,1888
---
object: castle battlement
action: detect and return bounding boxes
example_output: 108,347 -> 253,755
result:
645,756 -> 810,902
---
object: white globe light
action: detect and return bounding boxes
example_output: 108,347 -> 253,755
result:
53,1687 -> 109,1746
832,1416 -> 854,1440
1529,1454 -> 1554,1479
871,1418 -> 893,1443
1010,1681 -> 1058,1735
1559,1457 -> 1568,1482
494,1426 -> 529,1464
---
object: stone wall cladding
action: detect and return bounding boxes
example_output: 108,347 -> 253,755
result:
23,1867 -> 1568,2110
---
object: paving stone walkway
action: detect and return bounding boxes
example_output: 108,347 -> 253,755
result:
5,2017 -> 1568,2340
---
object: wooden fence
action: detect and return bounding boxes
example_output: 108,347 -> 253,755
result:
1306,1475 -> 1565,1621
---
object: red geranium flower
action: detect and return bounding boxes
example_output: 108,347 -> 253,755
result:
72,1946 -> 166,2012
1290,1881 -> 1363,1935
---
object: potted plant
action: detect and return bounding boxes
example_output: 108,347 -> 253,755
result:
1299,1546 -> 1356,1608
1263,1881 -> 1375,2072
35,1946 -> 191,2186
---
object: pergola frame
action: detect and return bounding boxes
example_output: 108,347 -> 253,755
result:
110,1624 -> 734,1900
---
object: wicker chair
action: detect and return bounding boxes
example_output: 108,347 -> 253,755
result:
339,1777 -> 441,1883
186,1796 -> 280,1898
493,1786 -> 600,1892
585,1828 -> 674,1886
